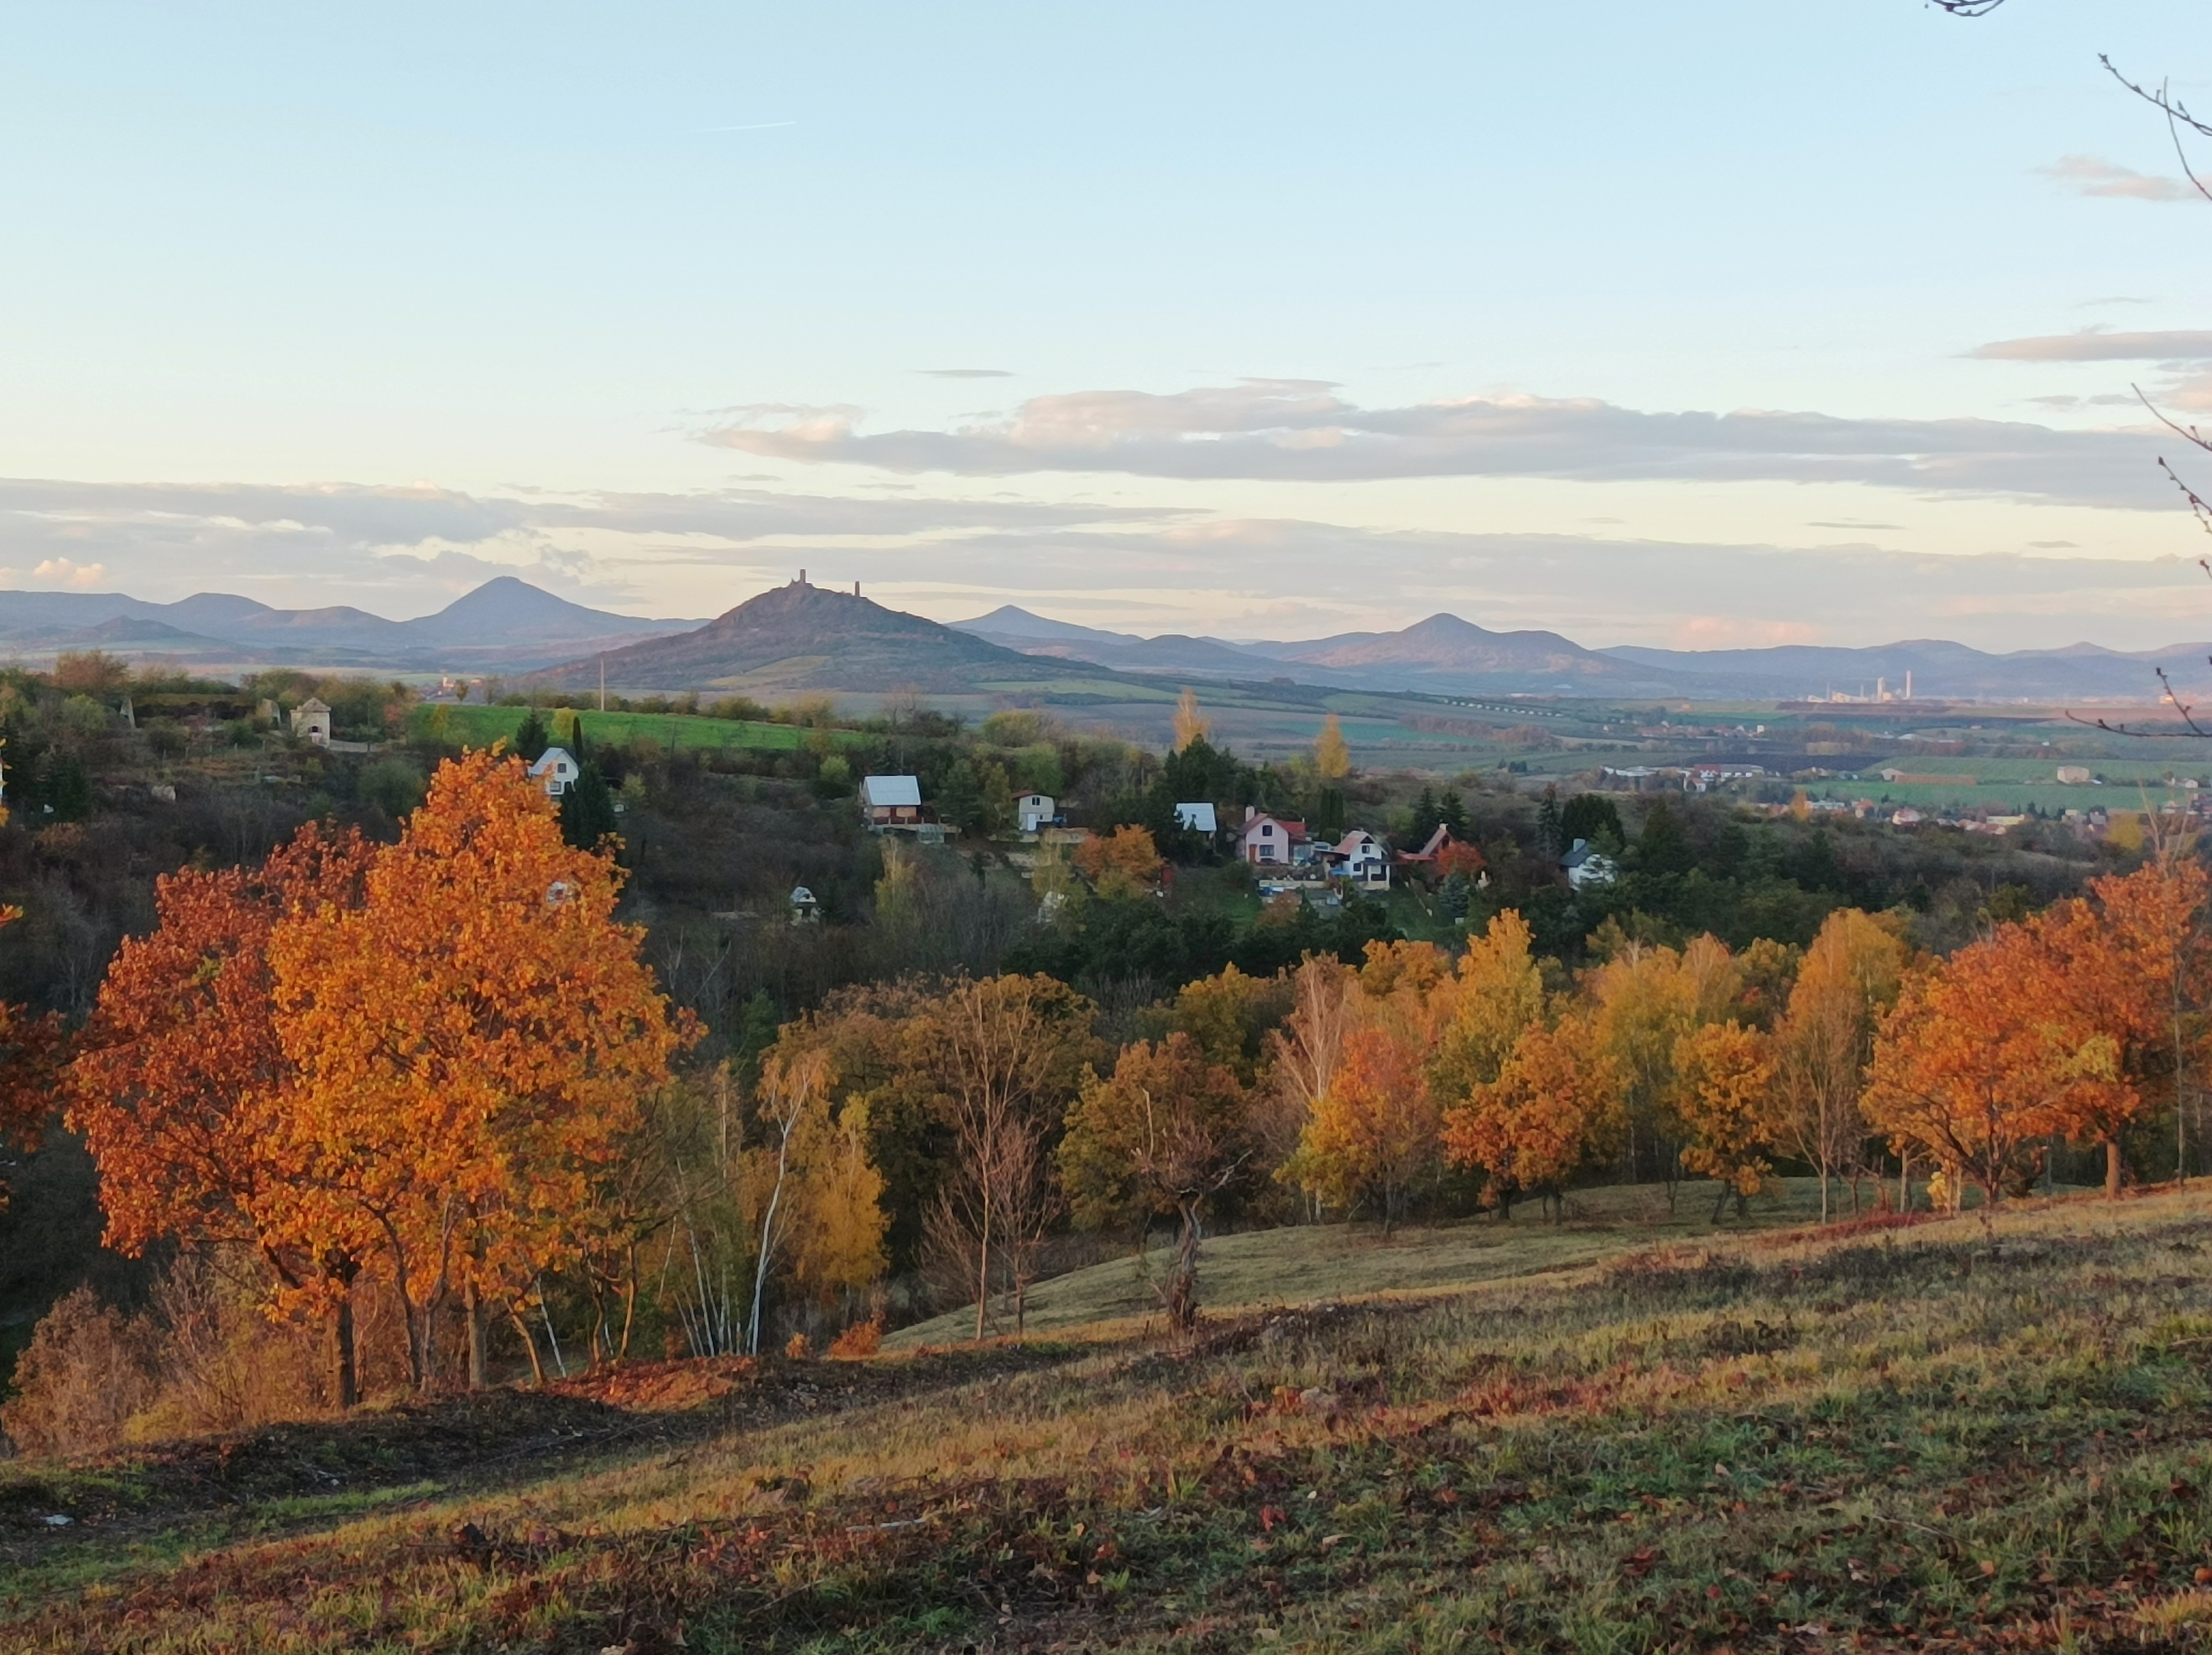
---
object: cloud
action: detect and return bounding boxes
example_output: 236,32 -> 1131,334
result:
700,380 -> 2174,508
1671,616 -> 1824,649
1969,328 -> 2212,362
919,368 -> 1015,379
2,473 -> 2207,652
30,558 -> 108,589
2039,155 -> 2204,202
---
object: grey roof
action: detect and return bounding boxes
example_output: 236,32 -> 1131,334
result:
863,774 -> 923,808
1175,802 -> 1218,833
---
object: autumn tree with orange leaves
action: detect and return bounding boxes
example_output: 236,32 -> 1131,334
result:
1073,824 -> 1163,901
268,750 -> 692,1391
1864,927 -> 2116,1230
1443,1016 -> 1621,1222
2032,856 -> 2209,1195
68,824 -> 373,1403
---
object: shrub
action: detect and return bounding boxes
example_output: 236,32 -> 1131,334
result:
0,1258 -> 328,1459
0,1286 -> 158,1458
785,1332 -> 812,1361
828,1317 -> 884,1360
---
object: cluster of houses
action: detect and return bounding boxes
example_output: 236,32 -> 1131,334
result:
853,773 -> 1631,897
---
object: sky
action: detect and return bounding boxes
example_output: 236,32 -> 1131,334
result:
3,1 -> 2211,652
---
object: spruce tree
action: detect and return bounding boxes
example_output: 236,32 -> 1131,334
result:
1535,785 -> 1563,860
513,707 -> 550,762
559,759 -> 619,850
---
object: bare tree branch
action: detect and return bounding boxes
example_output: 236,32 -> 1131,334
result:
2103,55 -> 2212,140
1925,1 -> 2010,15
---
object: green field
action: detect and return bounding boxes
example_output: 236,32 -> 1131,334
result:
14,1182 -> 2212,1651
412,703 -> 850,754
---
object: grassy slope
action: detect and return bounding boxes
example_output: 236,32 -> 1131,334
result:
10,1186 -> 2212,1652
889,1178 -> 1846,1348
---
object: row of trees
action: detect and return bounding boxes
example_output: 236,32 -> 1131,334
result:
799,853 -> 2204,1332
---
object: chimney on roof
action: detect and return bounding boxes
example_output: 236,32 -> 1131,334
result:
854,580 -> 862,597
799,569 -> 808,586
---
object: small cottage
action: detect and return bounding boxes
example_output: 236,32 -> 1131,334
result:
529,746 -> 581,798
862,774 -> 926,830
290,698 -> 332,745
1016,792 -> 1057,834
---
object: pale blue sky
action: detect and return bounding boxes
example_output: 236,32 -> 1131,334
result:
2,2 -> 2209,650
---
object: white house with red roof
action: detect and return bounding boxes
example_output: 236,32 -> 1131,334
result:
1240,808 -> 1308,866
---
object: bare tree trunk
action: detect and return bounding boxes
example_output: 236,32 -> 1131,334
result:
465,1280 -> 490,1389
973,1197 -> 993,1343
2105,1136 -> 2122,1200
509,1311 -> 546,1385
328,1297 -> 358,1410
617,1247 -> 639,1360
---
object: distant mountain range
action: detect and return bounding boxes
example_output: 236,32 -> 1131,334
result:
0,577 -> 702,672
953,606 -> 2212,704
2,571 -> 2200,705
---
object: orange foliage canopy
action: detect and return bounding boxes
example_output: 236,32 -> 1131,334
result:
1864,926 -> 2110,1222
1073,825 -> 1162,897
1281,941 -> 1453,1231
70,823 -> 371,1263
267,748 -> 694,1386
1442,1016 -> 1620,1220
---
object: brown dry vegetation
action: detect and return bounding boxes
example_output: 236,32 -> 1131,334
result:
7,1184 -> 2212,1652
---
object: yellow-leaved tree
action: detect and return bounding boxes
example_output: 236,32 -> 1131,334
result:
1672,1021 -> 1777,1221
1280,941 -> 1451,1232
1172,687 -> 1210,752
1312,714 -> 1352,782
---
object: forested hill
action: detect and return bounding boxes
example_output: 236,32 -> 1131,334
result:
525,577 -> 1058,694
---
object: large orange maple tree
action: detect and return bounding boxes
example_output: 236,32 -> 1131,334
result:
1865,926 -> 2111,1226
68,823 -> 374,1401
2032,857 -> 2208,1194
267,749 -> 692,1390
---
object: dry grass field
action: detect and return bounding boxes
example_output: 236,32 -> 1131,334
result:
7,1182 -> 2212,1652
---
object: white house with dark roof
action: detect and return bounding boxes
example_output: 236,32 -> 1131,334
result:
1017,792 -> 1057,833
529,746 -> 581,798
